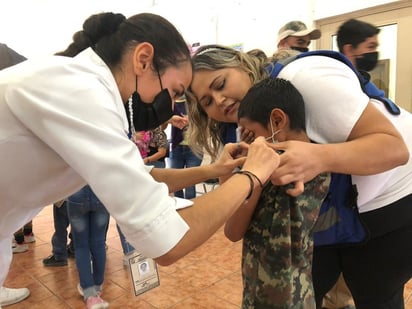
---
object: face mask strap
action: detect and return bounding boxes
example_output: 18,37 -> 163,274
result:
156,67 -> 164,90
265,119 -> 282,144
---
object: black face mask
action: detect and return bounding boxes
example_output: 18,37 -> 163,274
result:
356,51 -> 378,72
126,89 -> 173,132
291,46 -> 309,53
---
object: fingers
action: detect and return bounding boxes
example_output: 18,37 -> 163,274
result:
233,157 -> 247,167
224,141 -> 249,157
285,180 -> 304,197
241,128 -> 255,144
242,137 -> 281,184
265,141 -> 286,154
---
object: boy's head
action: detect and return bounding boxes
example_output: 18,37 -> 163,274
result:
337,19 -> 380,71
238,78 -> 306,142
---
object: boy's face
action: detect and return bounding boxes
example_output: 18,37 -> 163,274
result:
239,117 -> 271,140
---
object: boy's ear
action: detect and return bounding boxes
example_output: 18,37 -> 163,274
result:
270,108 -> 287,129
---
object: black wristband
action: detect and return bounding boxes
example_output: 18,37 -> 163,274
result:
235,170 -> 263,188
233,171 -> 254,201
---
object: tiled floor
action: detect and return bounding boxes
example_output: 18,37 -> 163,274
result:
4,204 -> 243,309
5,204 -> 412,309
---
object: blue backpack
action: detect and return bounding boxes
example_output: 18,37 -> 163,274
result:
267,50 -> 400,246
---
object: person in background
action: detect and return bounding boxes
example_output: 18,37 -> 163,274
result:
337,18 -> 384,97
42,200 -> 75,267
186,44 -> 412,309
144,124 -> 168,168
12,221 -> 35,254
67,185 -> 110,308
0,42 -> 30,308
224,77 -> 330,308
132,130 -> 152,159
0,13 -> 279,305
170,97 -> 203,199
275,20 -> 321,53
321,18 -> 386,309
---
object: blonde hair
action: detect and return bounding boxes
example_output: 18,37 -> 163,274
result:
269,48 -> 300,62
185,45 -> 269,159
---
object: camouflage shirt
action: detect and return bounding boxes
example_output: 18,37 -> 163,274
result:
242,173 -> 330,309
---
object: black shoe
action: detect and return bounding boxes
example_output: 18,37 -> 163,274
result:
42,255 -> 68,267
67,244 -> 75,258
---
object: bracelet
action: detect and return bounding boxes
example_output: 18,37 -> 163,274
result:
236,170 -> 264,188
233,171 -> 254,201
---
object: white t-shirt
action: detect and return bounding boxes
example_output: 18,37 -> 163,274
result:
0,48 -> 189,258
278,55 -> 412,212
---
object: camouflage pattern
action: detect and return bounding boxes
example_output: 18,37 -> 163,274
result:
242,173 -> 330,309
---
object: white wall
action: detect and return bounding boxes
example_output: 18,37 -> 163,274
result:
313,0 -> 400,19
0,0 -> 401,59
0,0 -> 154,58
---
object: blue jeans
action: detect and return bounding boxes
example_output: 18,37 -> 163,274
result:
67,185 -> 109,294
170,145 -> 203,199
147,160 -> 165,168
116,224 -> 135,255
51,201 -> 72,260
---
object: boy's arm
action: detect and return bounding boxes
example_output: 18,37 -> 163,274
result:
224,182 -> 262,242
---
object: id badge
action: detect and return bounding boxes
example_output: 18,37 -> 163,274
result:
126,252 -> 160,296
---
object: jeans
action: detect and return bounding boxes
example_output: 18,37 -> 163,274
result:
67,185 -> 110,293
146,160 -> 165,168
170,145 -> 202,199
116,224 -> 135,255
51,202 -> 71,260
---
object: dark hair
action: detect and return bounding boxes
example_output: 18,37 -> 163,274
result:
337,19 -> 380,52
56,12 -> 190,72
238,78 -> 306,131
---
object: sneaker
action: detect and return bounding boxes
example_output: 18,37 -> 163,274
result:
24,233 -> 35,243
78,284 -> 102,298
12,243 -> 28,254
86,295 -> 109,309
0,287 -> 30,306
42,255 -> 68,267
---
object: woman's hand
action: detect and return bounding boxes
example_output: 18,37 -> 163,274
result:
170,115 -> 188,129
267,140 -> 324,186
241,137 -> 281,185
211,141 -> 249,177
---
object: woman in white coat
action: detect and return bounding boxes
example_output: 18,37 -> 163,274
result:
0,12 -> 280,298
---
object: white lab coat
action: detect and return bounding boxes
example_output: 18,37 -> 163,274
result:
0,48 -> 189,284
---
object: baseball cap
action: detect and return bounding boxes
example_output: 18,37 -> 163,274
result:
277,21 -> 321,46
